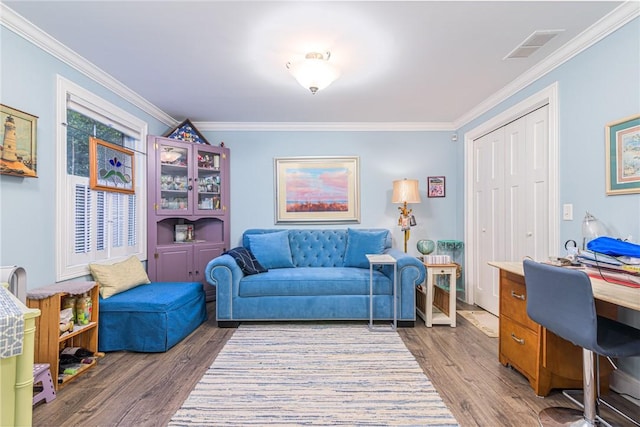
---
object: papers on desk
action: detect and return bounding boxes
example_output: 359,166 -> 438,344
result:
578,250 -> 623,266
579,250 -> 640,270
585,269 -> 640,287
578,249 -> 640,288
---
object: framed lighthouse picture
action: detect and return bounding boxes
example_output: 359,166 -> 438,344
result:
0,104 -> 38,178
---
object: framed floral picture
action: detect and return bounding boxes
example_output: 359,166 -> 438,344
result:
605,114 -> 640,195
274,156 -> 360,224
0,104 -> 38,177
427,176 -> 445,198
89,137 -> 135,194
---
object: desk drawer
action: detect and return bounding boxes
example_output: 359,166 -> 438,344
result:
500,275 -> 538,331
500,316 -> 538,381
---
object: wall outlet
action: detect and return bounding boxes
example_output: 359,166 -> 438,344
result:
563,204 -> 573,221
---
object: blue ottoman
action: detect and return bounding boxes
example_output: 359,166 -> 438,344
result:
98,282 -> 207,353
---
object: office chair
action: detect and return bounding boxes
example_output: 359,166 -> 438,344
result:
523,259 -> 640,427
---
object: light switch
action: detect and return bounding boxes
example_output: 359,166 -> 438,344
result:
563,204 -> 573,221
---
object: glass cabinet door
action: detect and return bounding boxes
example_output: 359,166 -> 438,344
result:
196,148 -> 222,212
158,143 -> 190,213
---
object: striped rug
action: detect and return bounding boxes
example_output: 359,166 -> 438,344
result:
170,324 -> 458,426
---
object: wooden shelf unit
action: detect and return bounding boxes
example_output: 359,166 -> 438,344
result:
27,283 -> 99,390
147,135 -> 230,302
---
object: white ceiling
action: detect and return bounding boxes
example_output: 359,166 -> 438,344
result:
3,1 -> 632,127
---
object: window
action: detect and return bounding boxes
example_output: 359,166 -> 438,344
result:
56,76 -> 148,281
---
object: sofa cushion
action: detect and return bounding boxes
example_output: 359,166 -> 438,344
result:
238,267 -> 392,297
343,228 -> 388,268
223,247 -> 267,275
288,229 -> 348,267
247,230 -> 295,269
89,256 -> 151,299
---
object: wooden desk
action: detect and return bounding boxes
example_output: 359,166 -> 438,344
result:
489,261 -> 640,310
488,261 -> 639,396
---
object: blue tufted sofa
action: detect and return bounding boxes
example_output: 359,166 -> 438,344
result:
204,228 -> 426,327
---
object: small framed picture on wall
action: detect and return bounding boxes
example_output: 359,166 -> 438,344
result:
605,114 -> 640,195
427,176 -> 445,198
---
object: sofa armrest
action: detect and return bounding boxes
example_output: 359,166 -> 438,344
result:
204,254 -> 243,320
383,249 -> 426,282
384,249 -> 424,276
383,248 -> 426,320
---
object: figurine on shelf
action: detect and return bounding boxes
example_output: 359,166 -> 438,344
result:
164,119 -> 211,145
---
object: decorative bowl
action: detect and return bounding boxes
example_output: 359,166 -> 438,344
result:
417,239 -> 436,255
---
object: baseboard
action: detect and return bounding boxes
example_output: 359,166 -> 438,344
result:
610,369 -> 640,407
217,321 -> 240,328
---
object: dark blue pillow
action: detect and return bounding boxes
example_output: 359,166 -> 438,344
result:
223,247 -> 268,275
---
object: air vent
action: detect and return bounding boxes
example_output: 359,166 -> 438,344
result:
504,29 -> 564,59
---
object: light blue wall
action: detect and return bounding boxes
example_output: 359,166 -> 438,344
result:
0,27 -> 168,289
202,130 -> 460,253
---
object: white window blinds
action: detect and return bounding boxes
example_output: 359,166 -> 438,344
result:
56,76 -> 147,281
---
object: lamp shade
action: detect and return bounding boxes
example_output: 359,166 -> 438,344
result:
392,179 -> 421,204
581,211 -> 608,249
287,52 -> 340,94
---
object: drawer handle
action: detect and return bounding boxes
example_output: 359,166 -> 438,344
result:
511,333 -> 525,345
510,291 -> 525,301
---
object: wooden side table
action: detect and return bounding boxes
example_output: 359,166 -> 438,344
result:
417,263 -> 458,327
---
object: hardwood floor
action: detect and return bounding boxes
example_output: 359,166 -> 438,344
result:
33,301 -> 638,426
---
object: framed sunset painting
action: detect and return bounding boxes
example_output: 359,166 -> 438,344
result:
274,156 -> 360,224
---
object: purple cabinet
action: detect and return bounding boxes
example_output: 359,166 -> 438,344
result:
147,135 -> 230,301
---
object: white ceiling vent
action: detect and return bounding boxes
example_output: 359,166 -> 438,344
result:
504,29 -> 564,59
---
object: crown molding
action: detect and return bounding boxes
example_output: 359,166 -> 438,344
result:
0,3 -> 177,127
454,1 -> 640,129
194,121 -> 456,132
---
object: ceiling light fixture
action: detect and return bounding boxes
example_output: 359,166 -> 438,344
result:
286,51 -> 340,94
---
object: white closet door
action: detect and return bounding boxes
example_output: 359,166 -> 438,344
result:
473,128 -> 504,315
472,105 -> 549,316
504,115 -> 527,261
525,106 -> 549,261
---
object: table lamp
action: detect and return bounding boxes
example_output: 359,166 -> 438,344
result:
392,178 -> 421,252
581,211 -> 608,249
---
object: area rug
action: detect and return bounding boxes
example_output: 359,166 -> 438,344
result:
170,324 -> 459,426
457,310 -> 499,338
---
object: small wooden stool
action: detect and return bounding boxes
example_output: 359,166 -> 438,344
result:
33,363 -> 56,405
